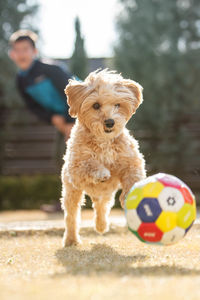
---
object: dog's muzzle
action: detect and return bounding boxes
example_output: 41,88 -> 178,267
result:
104,119 -> 115,128
104,119 -> 115,133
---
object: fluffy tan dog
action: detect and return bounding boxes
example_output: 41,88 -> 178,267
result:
61,69 -> 146,247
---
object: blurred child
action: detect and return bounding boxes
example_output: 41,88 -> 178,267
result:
9,29 -> 75,140
9,30 -> 77,212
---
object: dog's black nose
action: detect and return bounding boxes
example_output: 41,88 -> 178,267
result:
104,119 -> 115,128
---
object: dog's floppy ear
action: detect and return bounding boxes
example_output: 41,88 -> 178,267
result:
122,79 -> 143,112
64,80 -> 90,117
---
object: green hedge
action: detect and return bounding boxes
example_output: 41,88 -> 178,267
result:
0,175 -> 121,210
0,175 -> 62,210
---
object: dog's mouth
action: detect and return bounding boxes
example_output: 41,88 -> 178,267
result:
104,129 -> 113,133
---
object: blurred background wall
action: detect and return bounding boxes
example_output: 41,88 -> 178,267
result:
0,0 -> 199,209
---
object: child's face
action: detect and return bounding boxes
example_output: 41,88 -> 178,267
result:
9,40 -> 38,70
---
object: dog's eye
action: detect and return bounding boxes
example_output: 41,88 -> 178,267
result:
93,103 -> 100,110
115,103 -> 120,108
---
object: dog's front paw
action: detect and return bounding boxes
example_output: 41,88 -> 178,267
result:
62,234 -> 82,247
94,168 -> 111,183
95,218 -> 109,234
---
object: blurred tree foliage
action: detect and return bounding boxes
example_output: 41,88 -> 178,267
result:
0,0 -> 38,108
70,17 -> 88,80
114,0 -> 200,175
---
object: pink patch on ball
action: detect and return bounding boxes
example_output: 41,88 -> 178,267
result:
157,174 -> 182,189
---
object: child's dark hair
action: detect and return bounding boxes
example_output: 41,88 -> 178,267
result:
9,30 -> 38,48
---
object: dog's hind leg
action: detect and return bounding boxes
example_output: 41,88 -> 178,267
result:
62,183 -> 83,247
92,194 -> 115,234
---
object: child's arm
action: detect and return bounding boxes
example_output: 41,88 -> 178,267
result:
42,63 -> 75,124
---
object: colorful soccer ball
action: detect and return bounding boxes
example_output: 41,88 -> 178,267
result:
125,173 -> 196,245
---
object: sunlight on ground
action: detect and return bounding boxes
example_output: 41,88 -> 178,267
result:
0,226 -> 200,300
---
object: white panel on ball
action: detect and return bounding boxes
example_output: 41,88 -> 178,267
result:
126,209 -> 142,231
158,187 -> 184,212
161,227 -> 185,245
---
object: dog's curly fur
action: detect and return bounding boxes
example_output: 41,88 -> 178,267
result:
61,69 -> 146,247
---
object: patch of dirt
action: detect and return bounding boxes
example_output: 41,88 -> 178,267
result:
0,226 -> 200,300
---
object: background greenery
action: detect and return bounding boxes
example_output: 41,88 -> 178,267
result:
0,175 -> 122,210
0,0 -> 38,109
70,17 -> 88,80
114,0 -> 200,177
0,175 -> 61,210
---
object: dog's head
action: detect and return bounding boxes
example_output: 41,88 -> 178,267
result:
65,69 -> 143,139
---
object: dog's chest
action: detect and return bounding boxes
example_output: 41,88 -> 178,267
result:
95,143 -> 117,166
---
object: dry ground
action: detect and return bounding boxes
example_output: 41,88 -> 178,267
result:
0,215 -> 200,300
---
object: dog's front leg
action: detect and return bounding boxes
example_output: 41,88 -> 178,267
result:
72,158 -> 111,185
119,166 -> 146,209
62,183 -> 83,247
92,195 -> 114,234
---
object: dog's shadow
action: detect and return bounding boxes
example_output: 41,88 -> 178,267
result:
54,243 -> 200,277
